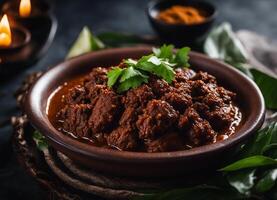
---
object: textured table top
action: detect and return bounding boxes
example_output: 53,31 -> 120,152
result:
0,0 -> 276,199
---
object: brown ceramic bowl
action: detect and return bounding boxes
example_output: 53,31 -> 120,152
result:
25,47 -> 265,178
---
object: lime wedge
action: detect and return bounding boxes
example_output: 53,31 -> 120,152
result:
66,26 -> 105,59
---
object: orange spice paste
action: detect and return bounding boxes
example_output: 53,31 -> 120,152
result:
157,5 -> 206,25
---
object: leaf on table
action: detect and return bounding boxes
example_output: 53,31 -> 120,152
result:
237,123 -> 277,159
250,68 -> 277,109
97,32 -> 144,47
33,130 -> 48,151
66,26 -> 105,59
220,155 -> 277,172
255,168 -> 277,193
204,22 -> 248,65
227,169 -> 256,195
133,185 -> 244,200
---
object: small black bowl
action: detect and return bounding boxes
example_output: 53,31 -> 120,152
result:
147,0 -> 217,47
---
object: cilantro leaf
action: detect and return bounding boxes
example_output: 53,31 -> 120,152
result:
107,45 -> 190,93
107,67 -> 123,87
136,55 -> 175,83
153,44 -> 174,61
117,68 -> 148,93
175,47 -> 191,68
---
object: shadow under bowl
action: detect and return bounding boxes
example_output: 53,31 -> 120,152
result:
25,47 -> 265,178
147,0 -> 217,47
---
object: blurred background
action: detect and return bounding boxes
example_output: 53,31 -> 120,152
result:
0,0 -> 276,199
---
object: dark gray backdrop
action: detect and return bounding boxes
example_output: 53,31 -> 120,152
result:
0,0 -> 276,199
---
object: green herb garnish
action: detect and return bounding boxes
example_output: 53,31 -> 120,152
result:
107,45 -> 190,93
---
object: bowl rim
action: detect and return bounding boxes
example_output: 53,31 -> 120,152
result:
147,0 -> 218,27
25,47 -> 265,163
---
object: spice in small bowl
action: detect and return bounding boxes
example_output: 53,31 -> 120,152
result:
157,5 -> 207,25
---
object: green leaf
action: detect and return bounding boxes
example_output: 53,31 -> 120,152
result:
136,55 -> 175,83
107,67 -> 123,87
66,26 -> 105,59
133,185 -> 244,200
255,168 -> 277,193
220,156 -> 277,172
117,74 -> 148,93
97,32 -> 144,47
250,68 -> 277,109
120,66 -> 147,82
227,169 -> 256,195
33,131 -> 48,151
175,47 -> 191,68
204,22 -> 248,64
238,123 -> 277,159
153,44 -> 174,61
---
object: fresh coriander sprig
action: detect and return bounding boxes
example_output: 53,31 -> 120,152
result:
107,45 -> 190,93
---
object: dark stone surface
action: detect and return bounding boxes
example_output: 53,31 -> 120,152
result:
0,0 -> 276,199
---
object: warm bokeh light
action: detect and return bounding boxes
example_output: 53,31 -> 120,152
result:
0,14 -> 12,47
19,0 -> 31,17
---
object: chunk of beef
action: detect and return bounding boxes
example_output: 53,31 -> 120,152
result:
174,68 -> 196,82
123,84 -> 154,108
136,100 -> 179,139
107,125 -> 138,151
87,84 -> 107,106
58,104 -> 92,138
162,88 -> 192,112
205,105 -> 237,131
64,85 -> 90,104
173,81 -> 191,93
216,87 -> 236,103
202,92 -> 224,107
179,108 -> 215,146
192,71 -> 216,83
89,89 -> 122,133
191,80 -> 214,97
149,77 -> 172,97
145,132 -> 184,152
83,67 -> 108,86
119,106 -> 139,127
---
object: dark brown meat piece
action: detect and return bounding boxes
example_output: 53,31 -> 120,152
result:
64,85 -> 90,104
107,125 -> 138,151
179,108 -> 215,146
58,104 -> 92,138
87,84 -> 107,106
89,89 -> 122,133
119,106 -> 139,127
123,84 -> 154,108
205,105 -> 237,131
136,100 -> 179,139
83,67 -> 108,86
162,88 -> 192,112
174,68 -> 196,82
149,77 -> 172,97
145,132 -> 184,152
216,87 -> 236,103
192,71 -> 216,83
